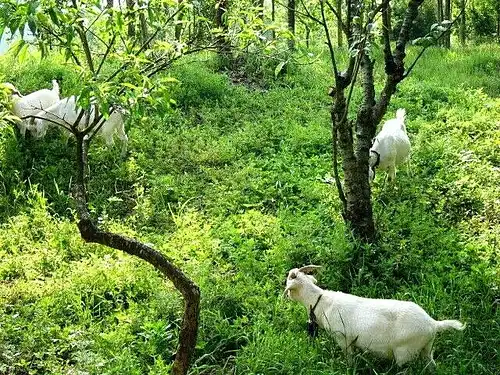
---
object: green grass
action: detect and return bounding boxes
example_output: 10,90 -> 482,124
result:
0,44 -> 499,374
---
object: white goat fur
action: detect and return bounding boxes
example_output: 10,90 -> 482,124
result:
5,80 -> 60,137
285,266 -> 465,367
369,108 -> 410,182
33,96 -> 128,155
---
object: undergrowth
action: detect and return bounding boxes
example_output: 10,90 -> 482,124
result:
0,45 -> 499,374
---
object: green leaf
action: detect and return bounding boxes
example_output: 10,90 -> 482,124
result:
48,8 -> 59,26
274,61 -> 287,78
27,16 -> 36,34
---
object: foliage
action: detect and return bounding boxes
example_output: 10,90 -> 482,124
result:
0,44 -> 499,374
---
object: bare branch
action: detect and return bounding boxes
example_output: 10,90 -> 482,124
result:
381,0 -> 394,75
373,0 -> 424,125
320,0 -> 339,79
96,35 -> 117,76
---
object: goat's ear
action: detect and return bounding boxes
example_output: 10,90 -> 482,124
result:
298,265 -> 321,274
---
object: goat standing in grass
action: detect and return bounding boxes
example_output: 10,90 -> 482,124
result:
32,96 -> 128,156
3,80 -> 60,137
369,108 -> 411,183
284,265 -> 465,369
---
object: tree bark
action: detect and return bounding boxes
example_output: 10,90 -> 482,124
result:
255,0 -> 264,20
443,0 -> 451,48
288,0 -> 296,50
497,6 -> 500,43
271,0 -> 276,39
139,0 -> 148,45
73,133 -> 200,375
175,0 -> 184,41
337,0 -> 343,46
215,0 -> 230,59
126,0 -> 135,38
459,0 -> 466,45
436,0 -> 443,46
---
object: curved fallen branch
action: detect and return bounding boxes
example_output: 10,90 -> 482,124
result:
72,134 -> 200,375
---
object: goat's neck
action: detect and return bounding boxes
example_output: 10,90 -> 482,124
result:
294,283 -> 324,310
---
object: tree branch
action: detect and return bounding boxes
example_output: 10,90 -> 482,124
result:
73,135 -> 200,375
373,0 -> 424,125
320,0 -> 339,79
403,4 -> 466,79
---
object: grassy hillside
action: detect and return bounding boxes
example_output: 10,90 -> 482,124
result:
0,45 -> 499,374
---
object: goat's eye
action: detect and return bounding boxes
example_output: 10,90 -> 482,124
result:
289,273 -> 297,279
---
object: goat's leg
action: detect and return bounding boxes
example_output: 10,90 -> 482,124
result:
18,122 -> 27,138
116,129 -> 128,157
420,340 -> 436,373
394,346 -> 416,367
388,165 -> 396,183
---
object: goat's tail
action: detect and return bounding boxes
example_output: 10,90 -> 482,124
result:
396,108 -> 406,122
435,319 -> 466,332
51,79 -> 60,97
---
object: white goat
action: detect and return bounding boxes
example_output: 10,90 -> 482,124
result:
32,96 -> 128,155
285,266 -> 465,368
3,80 -> 60,137
369,108 -> 411,183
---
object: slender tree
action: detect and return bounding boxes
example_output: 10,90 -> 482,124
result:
288,0 -> 296,50
337,0 -> 342,46
215,0 -> 231,59
271,0 -> 276,39
299,0 -> 427,243
444,0 -> 452,47
459,0 -> 466,44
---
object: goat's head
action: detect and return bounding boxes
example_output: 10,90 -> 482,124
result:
284,265 -> 321,300
2,82 -> 22,97
368,148 -> 380,183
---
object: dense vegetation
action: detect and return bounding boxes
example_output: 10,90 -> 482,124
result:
0,43 -> 499,374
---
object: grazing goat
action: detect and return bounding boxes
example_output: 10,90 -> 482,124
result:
285,265 -> 465,369
32,96 -> 128,156
3,80 -> 60,137
369,108 -> 411,183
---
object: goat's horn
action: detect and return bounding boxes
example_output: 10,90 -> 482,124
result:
298,265 -> 322,274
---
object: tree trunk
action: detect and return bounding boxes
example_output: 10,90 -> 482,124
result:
436,0 -> 443,46
138,0 -> 148,45
459,0 -> 466,45
337,0 -> 343,46
126,0 -> 135,38
288,0 -> 295,50
215,0 -> 230,61
175,0 -> 184,41
271,0 -> 275,39
255,0 -> 264,20
107,0 -> 113,8
443,0 -> 451,48
497,6 -> 500,43
73,134 -> 200,375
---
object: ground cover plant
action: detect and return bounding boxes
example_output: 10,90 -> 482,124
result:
0,44 -> 499,374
